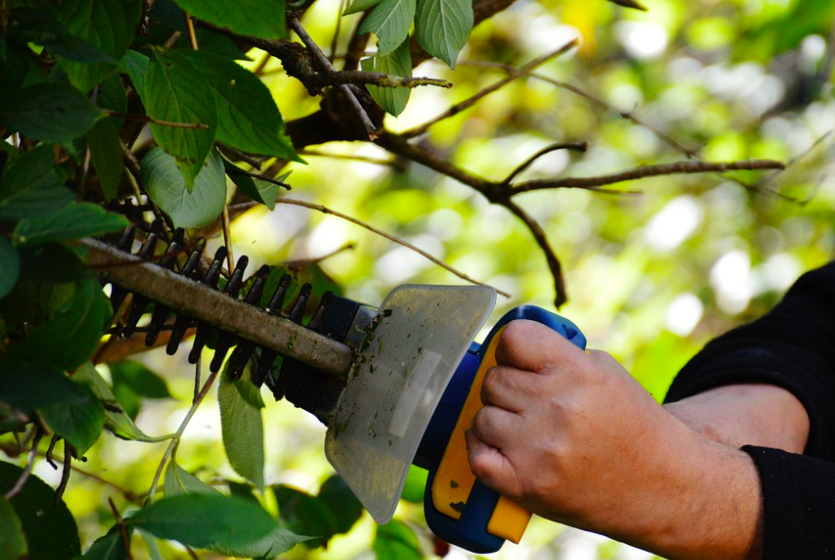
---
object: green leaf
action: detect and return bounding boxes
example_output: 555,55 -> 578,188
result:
373,519 -> 422,560
0,236 -> 20,299
0,496 -> 28,560
110,361 -> 173,399
317,475 -> 363,535
164,460 -> 222,497
73,362 -> 169,442
40,382 -> 105,454
142,48 -> 218,188
138,530 -> 164,560
18,243 -> 90,284
273,485 -> 338,546
10,8 -> 116,65
7,278 -> 111,371
362,40 -> 412,116
126,494 -> 279,551
359,0 -> 416,56
414,0 -> 472,68
208,526 -> 310,558
121,50 -> 149,97
175,50 -> 301,161
0,145 -> 74,220
399,465 -> 427,503
224,160 -> 287,211
219,366 -> 265,489
141,147 -> 227,228
0,364 -> 79,412
56,0 -> 143,91
0,462 -> 81,560
0,83 -> 103,142
344,0 -> 383,16
78,524 -> 134,560
14,202 -> 128,245
87,120 -> 123,201
171,0 -> 287,39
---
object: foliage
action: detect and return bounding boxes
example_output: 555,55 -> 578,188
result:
1,0 -> 835,558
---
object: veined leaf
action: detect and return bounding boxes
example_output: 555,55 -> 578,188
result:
0,364 -> 80,412
73,362 -> 170,442
121,50 -> 149,96
175,50 -> 301,161
0,145 -> 73,220
143,48 -> 217,189
56,0 -> 143,91
171,0 -> 287,39
77,524 -> 134,560
126,494 -> 279,551
0,236 -> 20,299
164,460 -> 222,497
219,366 -> 265,489
13,202 -> 128,245
344,0 -> 383,16
0,82 -> 102,142
415,0 -> 473,68
40,383 -> 105,454
360,0 -> 417,56
374,519 -> 422,560
141,147 -> 227,229
6,278 -> 111,371
0,463 -> 80,560
87,120 -> 124,201
0,497 -> 27,560
224,159 -> 289,211
362,40 -> 412,116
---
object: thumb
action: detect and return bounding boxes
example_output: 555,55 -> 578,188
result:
495,319 -> 584,373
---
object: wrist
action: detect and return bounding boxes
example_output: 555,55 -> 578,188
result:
637,430 -> 764,560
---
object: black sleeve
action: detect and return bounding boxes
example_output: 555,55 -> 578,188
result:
664,262 -> 835,559
664,261 -> 835,460
741,446 -> 835,559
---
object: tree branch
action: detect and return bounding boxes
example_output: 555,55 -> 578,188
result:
307,70 -> 452,89
502,141 -> 588,185
511,159 -> 785,193
401,39 -> 579,139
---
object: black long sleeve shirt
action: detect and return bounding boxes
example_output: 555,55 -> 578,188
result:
664,261 -> 835,559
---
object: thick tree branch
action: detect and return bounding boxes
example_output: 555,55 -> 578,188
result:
511,159 -> 786,193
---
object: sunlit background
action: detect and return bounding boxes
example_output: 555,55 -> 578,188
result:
34,0 -> 835,558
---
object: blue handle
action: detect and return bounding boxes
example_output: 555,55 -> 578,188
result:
418,306 -> 586,553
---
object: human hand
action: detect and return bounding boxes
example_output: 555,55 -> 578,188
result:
465,320 -> 763,560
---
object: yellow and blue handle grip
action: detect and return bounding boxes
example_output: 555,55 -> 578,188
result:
413,306 -> 586,553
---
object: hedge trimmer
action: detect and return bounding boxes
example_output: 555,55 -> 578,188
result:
89,221 -> 586,553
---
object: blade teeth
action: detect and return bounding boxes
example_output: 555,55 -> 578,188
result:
105,225 -> 337,403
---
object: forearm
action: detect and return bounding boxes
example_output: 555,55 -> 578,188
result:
605,427 -> 764,560
663,383 -> 810,453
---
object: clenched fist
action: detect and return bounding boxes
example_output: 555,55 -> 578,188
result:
465,320 -> 764,560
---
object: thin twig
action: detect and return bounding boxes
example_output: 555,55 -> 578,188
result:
503,199 -> 568,308
289,17 -> 379,139
147,366 -> 220,504
220,205 -> 234,274
511,159 -> 785,193
235,169 -> 292,189
45,434 -> 60,469
299,149 -> 397,167
230,198 -> 512,297
459,61 -> 699,158
284,242 -> 356,268
216,143 -> 267,169
104,110 -> 209,129
184,12 -> 199,50
4,429 -> 42,500
108,497 -> 136,560
36,450 -> 141,503
502,141 -> 588,185
329,0 -> 345,63
193,359 -> 201,404
401,39 -> 578,139
307,70 -> 452,89
747,131 -> 833,195
54,442 -> 73,505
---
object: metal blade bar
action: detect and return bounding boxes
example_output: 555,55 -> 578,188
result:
84,238 -> 354,377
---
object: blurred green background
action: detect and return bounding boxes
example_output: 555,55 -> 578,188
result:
21,0 -> 835,558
